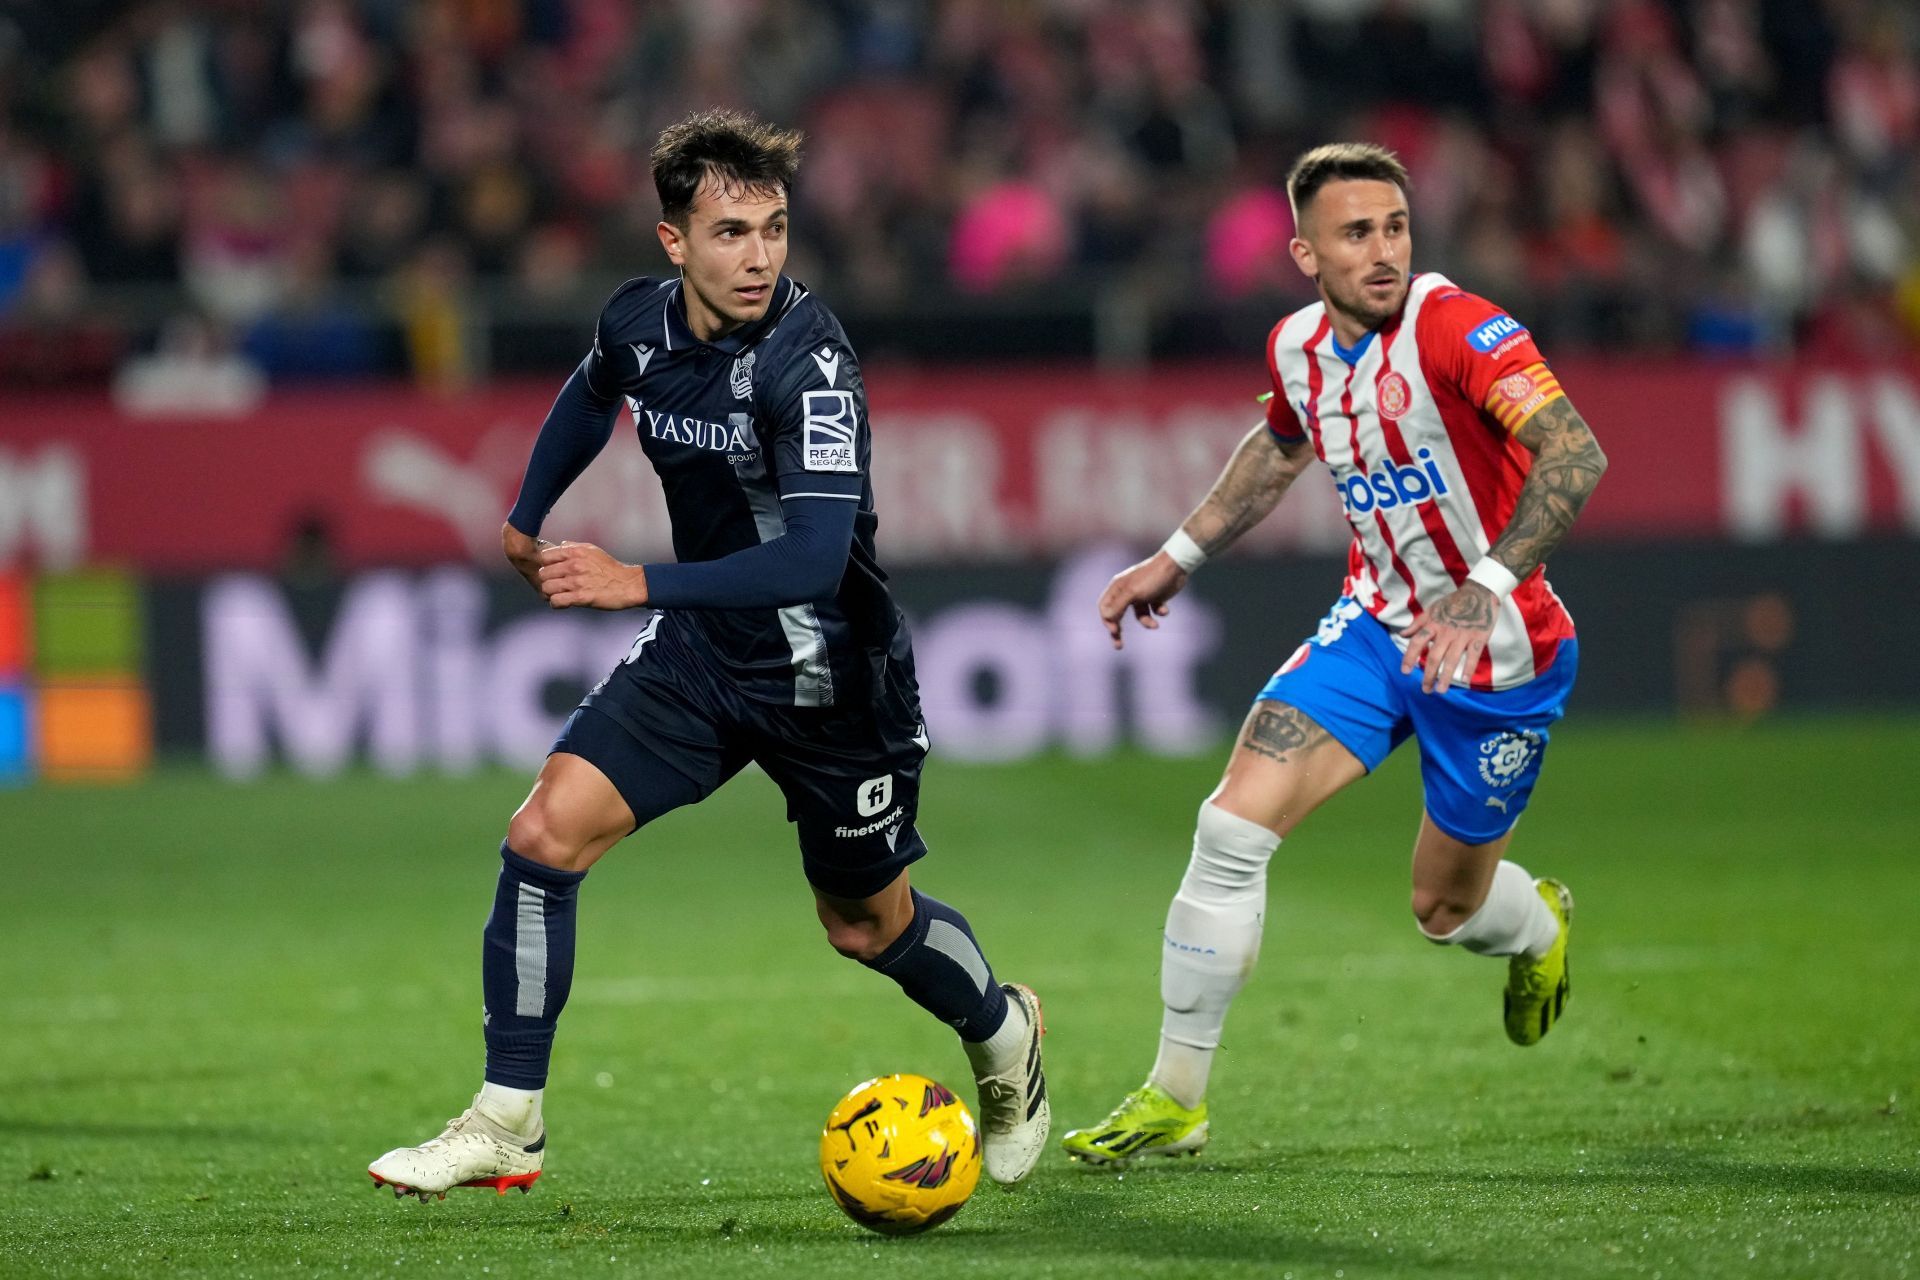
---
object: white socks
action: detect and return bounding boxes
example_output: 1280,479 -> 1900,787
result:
964,995 -> 1031,1077
1151,802 -> 1280,1110
476,1082 -> 543,1138
1423,859 -> 1558,958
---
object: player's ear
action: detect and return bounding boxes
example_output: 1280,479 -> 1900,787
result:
657,219 -> 686,267
1289,236 -> 1317,282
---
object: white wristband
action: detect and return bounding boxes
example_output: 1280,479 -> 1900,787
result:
1466,556 -> 1520,601
1160,529 -> 1207,573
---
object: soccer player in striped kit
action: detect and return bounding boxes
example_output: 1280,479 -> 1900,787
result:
1062,143 -> 1609,1166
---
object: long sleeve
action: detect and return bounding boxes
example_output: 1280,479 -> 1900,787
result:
641,494 -> 857,609
505,356 -> 622,537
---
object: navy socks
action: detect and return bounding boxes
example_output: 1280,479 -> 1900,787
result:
480,851 -> 1006,1085
863,890 -> 1010,1042
481,844 -> 586,1089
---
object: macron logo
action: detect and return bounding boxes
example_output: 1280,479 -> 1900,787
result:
812,347 -> 840,387
631,343 -> 655,376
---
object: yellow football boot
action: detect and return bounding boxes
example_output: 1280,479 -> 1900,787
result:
1060,1083 -> 1208,1166
1504,877 -> 1574,1046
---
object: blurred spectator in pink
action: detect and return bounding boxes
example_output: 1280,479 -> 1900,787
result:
948,176 -> 1070,295
1204,185 -> 1293,300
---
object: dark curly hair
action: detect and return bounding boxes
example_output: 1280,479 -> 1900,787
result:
651,109 -> 804,228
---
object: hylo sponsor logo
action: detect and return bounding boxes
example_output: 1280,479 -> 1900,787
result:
1467,315 -> 1524,353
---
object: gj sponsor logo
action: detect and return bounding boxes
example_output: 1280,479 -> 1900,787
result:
1476,730 -> 1543,787
1467,315 -> 1524,353
803,389 -> 858,473
1336,449 -> 1451,515
856,774 -> 893,816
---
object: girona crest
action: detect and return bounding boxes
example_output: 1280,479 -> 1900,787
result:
1377,371 -> 1411,419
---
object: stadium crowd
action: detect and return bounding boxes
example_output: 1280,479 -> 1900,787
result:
1,0 -> 1917,385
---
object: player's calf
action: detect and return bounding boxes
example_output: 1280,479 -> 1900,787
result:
1418,859 -> 1572,1045
840,886 -> 1049,1185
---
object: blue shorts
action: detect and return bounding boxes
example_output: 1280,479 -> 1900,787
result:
1256,599 -> 1578,845
554,611 -> 930,900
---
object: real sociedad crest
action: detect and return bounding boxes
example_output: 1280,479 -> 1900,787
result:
731,350 -> 755,400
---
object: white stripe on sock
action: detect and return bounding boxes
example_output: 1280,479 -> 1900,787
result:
514,882 -> 548,1017
923,918 -> 991,994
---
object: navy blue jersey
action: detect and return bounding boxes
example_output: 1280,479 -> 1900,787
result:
581,275 -> 903,707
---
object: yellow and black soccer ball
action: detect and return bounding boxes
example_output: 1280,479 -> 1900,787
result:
819,1073 -> 981,1235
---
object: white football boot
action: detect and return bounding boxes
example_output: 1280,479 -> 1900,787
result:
367,1098 -> 544,1200
974,982 -> 1049,1186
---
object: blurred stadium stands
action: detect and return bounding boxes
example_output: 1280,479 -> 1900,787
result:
0,0 -> 1916,382
2,1 -> 1918,784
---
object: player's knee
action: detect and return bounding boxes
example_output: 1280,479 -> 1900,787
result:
1412,887 -> 1482,941
1181,802 -> 1279,901
505,804 -> 592,873
821,917 -> 892,963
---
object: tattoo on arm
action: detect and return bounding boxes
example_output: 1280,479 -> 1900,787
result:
1186,428 -> 1317,557
1240,702 -> 1333,766
1489,397 -> 1608,582
1429,586 -> 1494,629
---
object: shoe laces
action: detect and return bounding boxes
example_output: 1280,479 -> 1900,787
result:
427,1107 -> 522,1152
1099,1087 -> 1156,1126
419,1110 -> 478,1150
975,1070 -> 1024,1129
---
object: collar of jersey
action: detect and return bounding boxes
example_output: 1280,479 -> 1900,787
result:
1326,273 -> 1424,366
664,276 -> 797,355
1328,326 -> 1377,367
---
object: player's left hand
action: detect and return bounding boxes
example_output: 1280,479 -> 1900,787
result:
1399,583 -> 1496,694
536,541 -> 648,610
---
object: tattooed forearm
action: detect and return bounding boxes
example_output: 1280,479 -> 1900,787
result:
1489,397 -> 1608,581
1185,427 -> 1317,557
1240,702 -> 1333,765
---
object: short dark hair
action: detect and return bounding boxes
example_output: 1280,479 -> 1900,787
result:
1285,142 -> 1410,222
651,109 -> 804,227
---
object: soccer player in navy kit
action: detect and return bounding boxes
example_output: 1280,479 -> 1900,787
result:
369,111 -> 1048,1199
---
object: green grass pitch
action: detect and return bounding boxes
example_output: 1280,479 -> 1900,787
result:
3,719 -> 1916,1278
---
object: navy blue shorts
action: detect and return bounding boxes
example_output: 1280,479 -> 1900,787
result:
1257,598 -> 1579,845
554,611 -> 929,900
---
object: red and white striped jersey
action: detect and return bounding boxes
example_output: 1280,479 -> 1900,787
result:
1263,273 -> 1576,691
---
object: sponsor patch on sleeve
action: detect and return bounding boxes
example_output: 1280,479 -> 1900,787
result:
801,388 -> 859,473
1466,314 -> 1527,353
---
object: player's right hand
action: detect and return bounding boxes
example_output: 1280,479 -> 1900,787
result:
1097,551 -> 1189,650
502,521 -> 552,595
